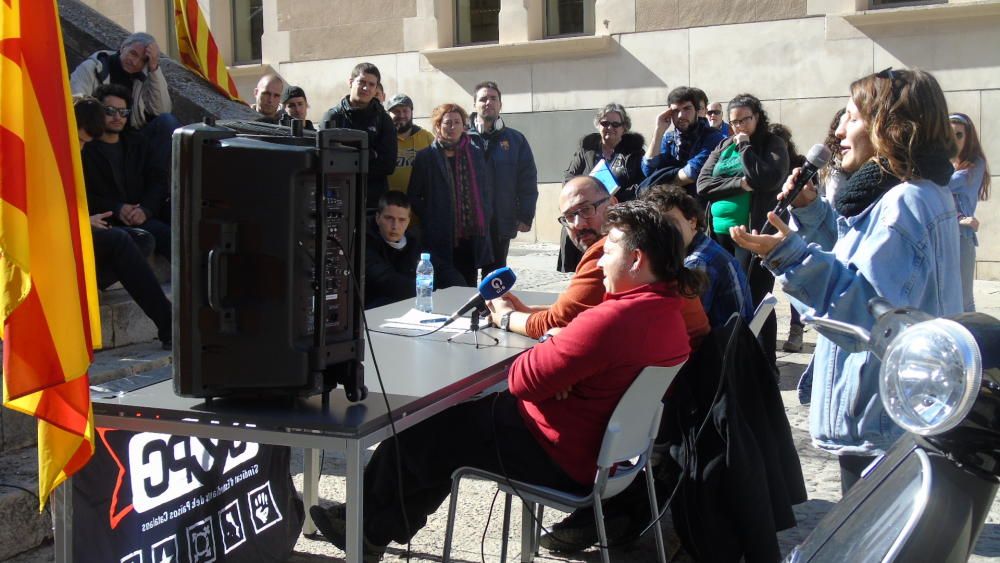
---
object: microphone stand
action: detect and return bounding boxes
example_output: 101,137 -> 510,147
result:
447,305 -> 500,349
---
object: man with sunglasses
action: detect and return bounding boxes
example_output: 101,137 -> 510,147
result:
71,32 -> 179,177
82,84 -> 170,259
486,176 -> 708,343
640,86 -> 725,197
707,102 -> 731,136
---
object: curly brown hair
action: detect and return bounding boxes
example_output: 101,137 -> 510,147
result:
430,103 -> 469,137
849,68 -> 956,182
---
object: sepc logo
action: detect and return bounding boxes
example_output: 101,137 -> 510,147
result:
127,433 -> 259,513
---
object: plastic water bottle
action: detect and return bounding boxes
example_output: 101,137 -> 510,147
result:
415,253 -> 434,312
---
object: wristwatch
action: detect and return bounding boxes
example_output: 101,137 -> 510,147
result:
499,311 -> 513,332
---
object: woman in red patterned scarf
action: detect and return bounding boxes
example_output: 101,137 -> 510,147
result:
408,103 -> 494,287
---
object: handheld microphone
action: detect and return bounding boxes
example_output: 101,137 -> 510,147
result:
763,143 -> 832,232
443,267 -> 517,326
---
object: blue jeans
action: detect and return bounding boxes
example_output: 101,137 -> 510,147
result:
960,235 -> 976,312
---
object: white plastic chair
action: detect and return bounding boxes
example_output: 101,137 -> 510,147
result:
442,363 -> 685,563
749,292 -> 777,337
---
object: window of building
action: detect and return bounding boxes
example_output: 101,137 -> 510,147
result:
456,0 -> 500,45
546,0 -> 595,37
232,0 -> 263,64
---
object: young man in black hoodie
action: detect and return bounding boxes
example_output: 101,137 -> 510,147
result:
364,191 -> 421,309
320,62 -> 397,214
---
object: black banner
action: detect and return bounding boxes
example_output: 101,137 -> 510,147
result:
73,429 -> 303,562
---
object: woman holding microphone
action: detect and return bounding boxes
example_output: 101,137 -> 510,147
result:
731,68 -> 962,494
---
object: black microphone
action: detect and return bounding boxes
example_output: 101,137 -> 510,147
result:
763,143 -> 832,232
443,267 -> 517,326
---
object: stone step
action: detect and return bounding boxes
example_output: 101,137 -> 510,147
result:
0,448 -> 53,561
98,281 -> 171,350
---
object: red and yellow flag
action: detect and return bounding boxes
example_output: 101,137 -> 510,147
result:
0,0 -> 101,508
174,0 -> 242,101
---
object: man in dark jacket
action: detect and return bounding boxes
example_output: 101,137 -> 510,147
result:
365,191 -> 421,308
83,84 -> 170,258
641,86 -> 725,197
468,81 -> 538,276
320,62 -> 397,214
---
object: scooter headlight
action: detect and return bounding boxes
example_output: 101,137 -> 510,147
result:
880,319 -> 981,436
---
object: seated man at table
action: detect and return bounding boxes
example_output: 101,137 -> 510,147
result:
365,190 -> 421,308
642,184 -> 754,329
487,175 -> 709,345
309,200 -> 700,561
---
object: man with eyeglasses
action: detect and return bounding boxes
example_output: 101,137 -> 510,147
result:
707,102 -> 731,136
321,62 -> 397,215
82,84 -> 171,259
487,176 -> 708,343
640,86 -> 725,197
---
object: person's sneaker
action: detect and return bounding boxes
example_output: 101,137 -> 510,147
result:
309,503 -> 385,562
783,323 -> 804,352
538,507 -> 633,553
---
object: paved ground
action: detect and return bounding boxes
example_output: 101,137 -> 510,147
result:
11,241 -> 1000,562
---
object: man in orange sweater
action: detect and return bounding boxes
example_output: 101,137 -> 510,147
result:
487,176 -> 709,345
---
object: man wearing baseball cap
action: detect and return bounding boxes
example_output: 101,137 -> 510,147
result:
279,85 -> 314,130
386,93 -> 434,194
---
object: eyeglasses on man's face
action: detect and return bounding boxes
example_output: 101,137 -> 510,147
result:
706,110 -> 722,117
599,120 -> 623,129
103,106 -> 131,118
558,197 -> 610,227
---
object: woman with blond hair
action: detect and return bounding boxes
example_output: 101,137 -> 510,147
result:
731,68 -> 962,493
408,103 -> 494,287
948,112 -> 991,312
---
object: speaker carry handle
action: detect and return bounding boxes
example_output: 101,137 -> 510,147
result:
207,223 -> 237,334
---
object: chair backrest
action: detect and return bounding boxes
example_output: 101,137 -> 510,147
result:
595,363 -> 685,472
748,292 -> 777,337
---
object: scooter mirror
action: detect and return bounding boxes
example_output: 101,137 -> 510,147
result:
801,314 -> 872,344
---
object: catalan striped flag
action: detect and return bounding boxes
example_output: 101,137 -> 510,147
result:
1,0 -> 101,508
173,0 -> 242,101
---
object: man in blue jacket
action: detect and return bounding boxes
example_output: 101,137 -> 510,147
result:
641,86 -> 725,198
468,80 -> 538,276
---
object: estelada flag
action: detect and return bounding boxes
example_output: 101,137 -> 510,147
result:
0,0 -> 101,508
174,0 -> 243,101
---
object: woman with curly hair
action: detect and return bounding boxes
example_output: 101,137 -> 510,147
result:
697,93 -> 789,363
408,102 -> 494,287
732,69 -> 962,493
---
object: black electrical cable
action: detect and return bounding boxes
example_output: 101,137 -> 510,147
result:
327,233 -> 413,561
481,489 -> 501,563
0,483 -> 40,504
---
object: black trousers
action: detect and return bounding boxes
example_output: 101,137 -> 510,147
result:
362,392 -> 584,546
93,226 -> 172,341
480,232 -> 511,279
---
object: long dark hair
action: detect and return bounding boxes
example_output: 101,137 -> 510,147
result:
950,112 -> 991,200
605,200 -> 707,298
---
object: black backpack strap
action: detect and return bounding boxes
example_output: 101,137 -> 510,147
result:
95,52 -> 111,83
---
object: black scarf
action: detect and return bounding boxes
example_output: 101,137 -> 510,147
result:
834,152 -> 954,218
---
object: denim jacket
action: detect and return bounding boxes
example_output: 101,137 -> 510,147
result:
948,157 -> 986,246
763,179 -> 962,455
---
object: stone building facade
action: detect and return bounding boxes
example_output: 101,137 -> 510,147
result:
81,0 -> 1000,277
